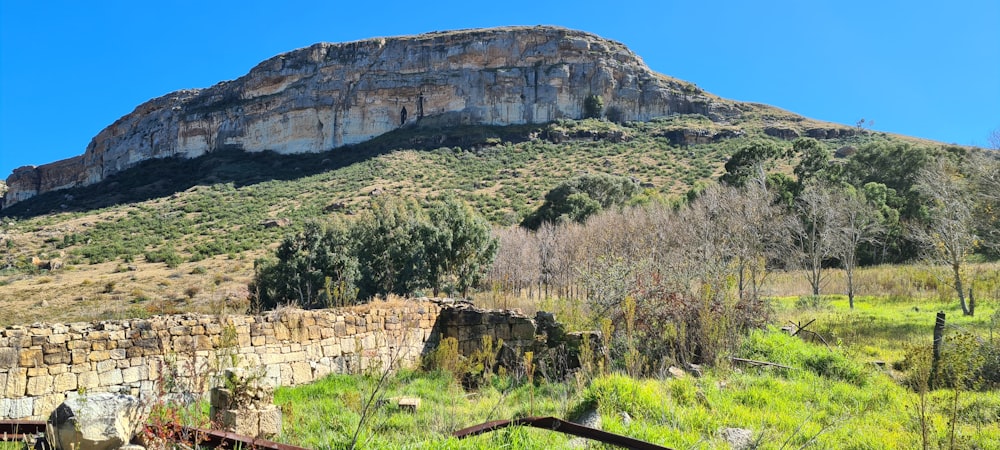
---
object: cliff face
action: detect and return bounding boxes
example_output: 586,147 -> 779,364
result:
3,26 -> 738,208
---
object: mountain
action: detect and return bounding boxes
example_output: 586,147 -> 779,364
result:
4,26 -> 751,208
0,26 -> 914,325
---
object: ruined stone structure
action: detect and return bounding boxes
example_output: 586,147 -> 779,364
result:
0,299 -> 568,420
3,26 -> 738,208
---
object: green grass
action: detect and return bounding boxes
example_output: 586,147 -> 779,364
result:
266,289 -> 1000,449
774,294 -> 998,366
273,369 -> 576,449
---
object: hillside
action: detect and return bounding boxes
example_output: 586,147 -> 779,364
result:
0,26 -> 937,325
0,115 -> 910,326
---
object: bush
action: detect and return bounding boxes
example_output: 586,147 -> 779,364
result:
583,94 -> 604,119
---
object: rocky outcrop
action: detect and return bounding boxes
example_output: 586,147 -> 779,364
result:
3,26 -> 739,208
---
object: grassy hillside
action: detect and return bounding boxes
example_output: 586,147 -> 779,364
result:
0,112 -> 919,325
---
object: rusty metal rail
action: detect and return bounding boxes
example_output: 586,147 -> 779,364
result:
1,420 -> 309,450
0,420 -> 47,442
453,416 -> 674,450
149,424 -> 311,450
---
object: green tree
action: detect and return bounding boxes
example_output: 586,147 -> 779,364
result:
351,196 -> 432,298
250,221 -> 359,310
583,94 -> 604,119
792,137 -> 833,185
522,173 -> 640,229
720,139 -> 787,187
425,195 -> 499,297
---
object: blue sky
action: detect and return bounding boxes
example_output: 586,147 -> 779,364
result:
2,1 -> 998,178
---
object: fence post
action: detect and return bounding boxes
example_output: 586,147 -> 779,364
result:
930,311 -> 946,388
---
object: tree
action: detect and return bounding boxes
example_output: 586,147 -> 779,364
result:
521,173 -> 640,229
793,182 -> 838,297
792,137 -> 833,185
425,195 -> 499,296
830,186 -> 883,308
912,158 -> 979,316
251,195 -> 499,308
250,221 -> 359,310
583,94 -> 604,119
840,141 -> 941,262
351,196 -> 431,298
720,139 -> 787,187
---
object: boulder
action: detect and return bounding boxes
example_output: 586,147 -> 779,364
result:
720,427 -> 755,450
46,393 -> 146,450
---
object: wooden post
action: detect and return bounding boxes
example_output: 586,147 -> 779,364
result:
931,311 -> 946,388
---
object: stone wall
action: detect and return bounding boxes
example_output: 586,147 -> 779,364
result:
0,299 -> 575,420
0,301 -> 442,420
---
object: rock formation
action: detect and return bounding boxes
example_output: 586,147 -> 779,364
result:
3,26 -> 739,208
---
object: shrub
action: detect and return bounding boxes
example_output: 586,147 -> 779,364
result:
583,94 -> 604,119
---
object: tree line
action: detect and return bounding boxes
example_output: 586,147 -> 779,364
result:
488,138 -> 1000,318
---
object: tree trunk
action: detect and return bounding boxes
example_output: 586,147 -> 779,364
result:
953,262 -> 970,316
846,267 -> 855,309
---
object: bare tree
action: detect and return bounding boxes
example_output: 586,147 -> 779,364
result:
988,126 -> 1000,151
830,187 -> 883,308
793,182 -> 838,297
912,158 -> 978,316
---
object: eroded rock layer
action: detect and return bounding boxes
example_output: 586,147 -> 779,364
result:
4,26 -> 737,207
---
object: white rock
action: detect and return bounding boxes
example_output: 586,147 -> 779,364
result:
46,393 -> 146,450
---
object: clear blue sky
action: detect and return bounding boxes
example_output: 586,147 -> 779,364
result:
2,1 -> 998,178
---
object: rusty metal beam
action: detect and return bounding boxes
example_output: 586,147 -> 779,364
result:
0,420 -> 47,442
453,416 -> 674,450
148,424 -> 311,450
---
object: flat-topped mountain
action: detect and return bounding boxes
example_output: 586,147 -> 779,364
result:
4,26 -> 751,208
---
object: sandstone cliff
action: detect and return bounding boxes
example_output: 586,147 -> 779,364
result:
3,26 -> 740,208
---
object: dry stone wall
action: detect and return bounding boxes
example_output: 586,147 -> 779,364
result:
0,299 -> 571,420
0,301 -> 442,420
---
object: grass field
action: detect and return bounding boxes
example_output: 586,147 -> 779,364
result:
265,285 -> 1000,449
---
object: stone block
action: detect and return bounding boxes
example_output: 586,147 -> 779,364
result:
43,342 -> 66,354
398,397 -> 421,412
88,350 -> 110,362
0,347 -> 19,369
220,409 -> 258,438
99,369 -> 123,387
71,349 -> 89,364
290,362 -> 312,384
109,349 -> 127,360
48,364 -> 68,375
19,348 -> 43,367
78,371 -> 100,390
33,393 -> 65,417
257,406 -> 282,438
53,372 -> 78,392
95,360 -> 115,373
8,397 -> 33,418
121,367 -> 143,384
26,374 -> 53,396
44,351 -> 71,365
